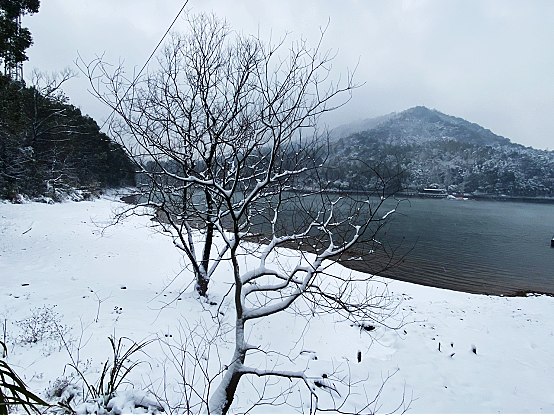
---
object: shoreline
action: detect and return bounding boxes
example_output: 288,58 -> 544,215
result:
296,188 -> 554,205
119,188 -> 554,205
118,192 -> 554,298
337,253 -> 554,297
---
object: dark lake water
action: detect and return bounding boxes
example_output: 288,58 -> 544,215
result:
128,190 -> 554,296
362,197 -> 554,296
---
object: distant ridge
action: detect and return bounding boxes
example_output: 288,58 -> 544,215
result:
331,106 -> 511,147
326,106 -> 554,198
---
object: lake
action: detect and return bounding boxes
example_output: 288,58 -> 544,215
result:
354,197 -> 554,296
126,190 -> 554,296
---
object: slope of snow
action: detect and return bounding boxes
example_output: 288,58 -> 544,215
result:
1,195 -> 554,413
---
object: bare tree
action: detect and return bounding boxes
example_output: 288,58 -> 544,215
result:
80,13 -> 405,414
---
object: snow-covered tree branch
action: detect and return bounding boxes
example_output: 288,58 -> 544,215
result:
79,12 -> 405,414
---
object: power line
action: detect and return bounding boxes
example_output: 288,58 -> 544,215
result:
100,1 -> 189,130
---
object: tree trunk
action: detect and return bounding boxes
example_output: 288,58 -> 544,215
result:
210,251 -> 245,414
194,268 -> 210,298
197,189 -> 214,297
208,321 -> 246,414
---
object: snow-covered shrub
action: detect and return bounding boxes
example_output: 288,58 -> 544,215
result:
71,335 -> 154,411
15,305 -> 71,349
73,390 -> 164,415
11,194 -> 31,204
45,376 -> 81,412
33,195 -> 55,204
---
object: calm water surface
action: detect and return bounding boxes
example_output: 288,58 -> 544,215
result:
370,198 -> 554,295
135,191 -> 554,295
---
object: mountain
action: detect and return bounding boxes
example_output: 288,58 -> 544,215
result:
326,106 -> 554,198
331,106 -> 511,147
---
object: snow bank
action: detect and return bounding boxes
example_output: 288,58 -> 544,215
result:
1,196 -> 554,413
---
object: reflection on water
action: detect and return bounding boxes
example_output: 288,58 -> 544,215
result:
364,198 -> 554,295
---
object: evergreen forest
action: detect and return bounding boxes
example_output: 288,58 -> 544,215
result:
0,73 -> 135,201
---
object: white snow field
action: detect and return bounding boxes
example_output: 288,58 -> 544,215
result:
2,194 -> 554,414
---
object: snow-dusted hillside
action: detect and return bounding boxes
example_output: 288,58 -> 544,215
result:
327,107 -> 554,197
332,106 -> 511,147
2,195 -> 554,413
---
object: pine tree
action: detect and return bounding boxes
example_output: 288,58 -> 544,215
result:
0,0 -> 40,78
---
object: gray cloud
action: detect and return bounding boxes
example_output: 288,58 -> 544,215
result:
23,0 -> 554,149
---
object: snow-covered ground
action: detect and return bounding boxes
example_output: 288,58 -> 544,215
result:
2,194 -> 554,413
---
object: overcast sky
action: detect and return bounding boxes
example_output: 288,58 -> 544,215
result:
22,0 -> 554,149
